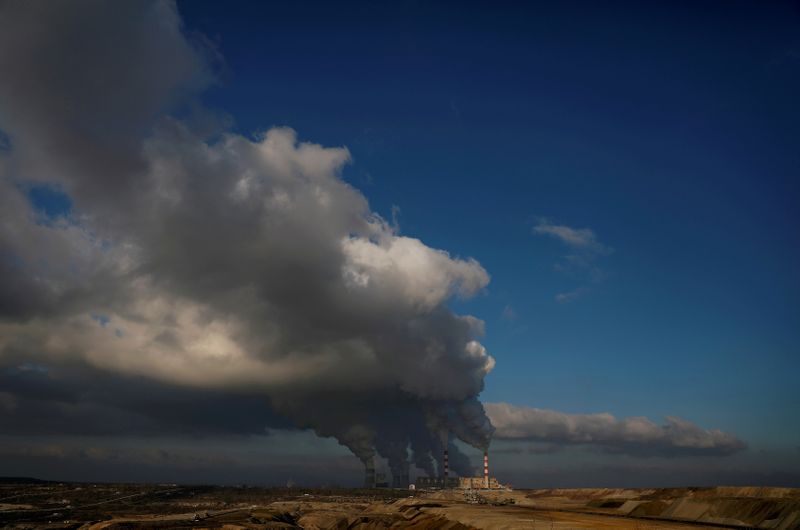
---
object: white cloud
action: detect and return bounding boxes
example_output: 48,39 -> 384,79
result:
532,220 -> 611,254
533,219 -> 612,302
341,234 -> 489,311
554,288 -> 586,304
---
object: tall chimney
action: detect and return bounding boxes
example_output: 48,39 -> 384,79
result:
443,448 -> 449,485
483,450 -> 489,489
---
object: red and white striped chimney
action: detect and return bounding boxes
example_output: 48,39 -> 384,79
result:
483,450 -> 489,488
443,448 -> 449,484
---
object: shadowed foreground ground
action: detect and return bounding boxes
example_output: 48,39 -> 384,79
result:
1,480 -> 798,529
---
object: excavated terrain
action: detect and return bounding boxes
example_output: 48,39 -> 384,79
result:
1,480 -> 798,529
520,487 -> 800,529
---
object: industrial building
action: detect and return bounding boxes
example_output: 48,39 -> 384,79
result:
364,458 -> 375,488
416,476 -> 460,489
416,476 -> 502,490
391,472 -> 409,488
364,449 -> 502,490
457,476 -> 502,489
415,450 -> 504,490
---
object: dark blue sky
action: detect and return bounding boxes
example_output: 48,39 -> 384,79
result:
175,0 -> 800,450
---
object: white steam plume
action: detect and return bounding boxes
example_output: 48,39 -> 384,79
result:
0,0 -> 495,480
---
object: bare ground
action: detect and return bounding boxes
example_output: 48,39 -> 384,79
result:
1,481 -> 798,529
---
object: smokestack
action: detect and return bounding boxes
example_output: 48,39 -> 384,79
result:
443,447 -> 449,485
364,457 -> 376,488
483,450 -> 489,489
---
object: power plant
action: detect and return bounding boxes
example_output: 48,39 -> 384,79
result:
437,449 -> 502,490
364,448 -> 504,490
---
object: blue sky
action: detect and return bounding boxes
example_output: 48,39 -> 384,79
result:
178,1 -> 800,446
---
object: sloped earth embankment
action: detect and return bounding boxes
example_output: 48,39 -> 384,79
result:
525,487 -> 800,530
80,499 -> 472,529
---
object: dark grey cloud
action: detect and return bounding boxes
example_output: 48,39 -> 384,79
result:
490,443 -> 562,456
0,435 -> 366,486
485,403 -> 746,457
0,0 -> 494,484
0,360 -> 293,437
0,0 -> 212,213
497,464 -> 800,489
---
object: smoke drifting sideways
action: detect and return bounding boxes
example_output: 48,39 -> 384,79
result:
485,403 -> 745,457
0,1 -> 495,480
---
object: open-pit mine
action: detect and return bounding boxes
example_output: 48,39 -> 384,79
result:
2,479 -> 799,529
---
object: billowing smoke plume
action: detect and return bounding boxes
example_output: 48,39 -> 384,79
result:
0,0 -> 494,479
485,403 -> 746,457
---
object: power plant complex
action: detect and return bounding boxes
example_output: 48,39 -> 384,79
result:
364,449 -> 504,490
